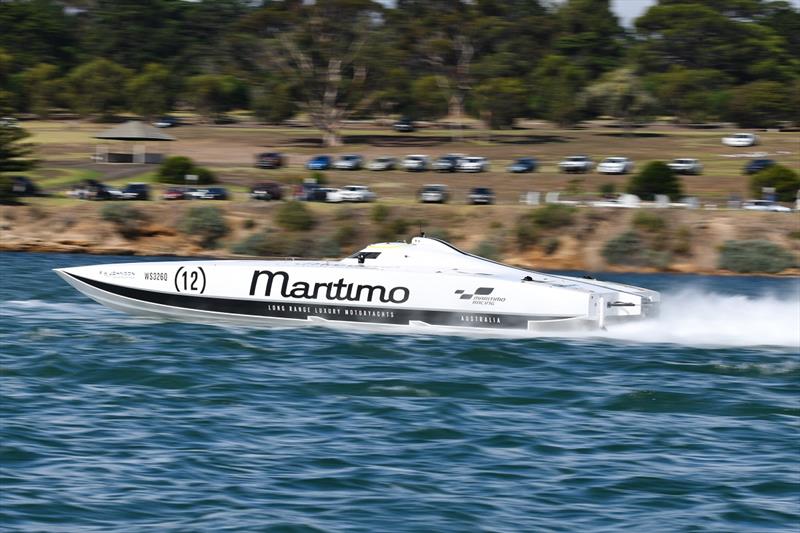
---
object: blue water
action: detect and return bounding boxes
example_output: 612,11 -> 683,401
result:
2,252 -> 799,532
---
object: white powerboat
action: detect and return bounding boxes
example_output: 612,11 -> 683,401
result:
55,237 -> 659,332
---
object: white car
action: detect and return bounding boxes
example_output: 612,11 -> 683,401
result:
333,154 -> 363,170
722,133 -> 759,147
458,156 -> 490,172
322,188 -> 344,203
668,158 -> 703,175
419,184 -> 449,203
597,157 -> 634,174
340,185 -> 377,202
741,200 -> 791,212
367,156 -> 397,171
559,155 -> 593,173
402,154 -> 430,171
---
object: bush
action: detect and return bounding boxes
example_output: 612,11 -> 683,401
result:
473,238 -> 502,260
599,182 -> 616,198
515,221 -> 539,248
529,204 -> 577,229
231,232 -> 271,256
376,218 -> 409,242
158,156 -> 194,181
157,156 -> 217,184
632,211 -> 667,233
602,231 -> 671,268
627,161 -> 683,201
179,206 -> 229,248
718,240 -> 795,273
309,171 -> 327,185
100,203 -> 149,239
0,175 -> 18,204
275,201 -> 315,231
371,204 -> 390,223
543,237 -> 560,255
749,165 -> 800,202
334,223 -> 358,246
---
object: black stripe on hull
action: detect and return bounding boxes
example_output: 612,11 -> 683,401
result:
68,273 -> 578,330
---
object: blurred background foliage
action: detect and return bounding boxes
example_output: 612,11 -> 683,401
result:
0,0 -> 798,129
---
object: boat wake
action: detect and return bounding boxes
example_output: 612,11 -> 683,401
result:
597,288 -> 800,348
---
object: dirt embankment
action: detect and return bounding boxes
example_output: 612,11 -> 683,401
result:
2,201 -> 798,276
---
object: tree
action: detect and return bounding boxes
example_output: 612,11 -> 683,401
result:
553,0 -> 624,78
252,81 -> 297,124
749,165 -> 800,202
529,54 -> 588,126
20,63 -> 61,117
581,67 -> 656,129
0,124 -> 37,173
253,0 -> 384,146
627,161 -> 683,201
127,63 -> 172,120
472,77 -> 527,129
646,66 -> 731,122
184,74 -> 244,122
726,80 -> 793,128
67,58 -> 132,118
409,75 -> 450,120
634,3 -> 798,84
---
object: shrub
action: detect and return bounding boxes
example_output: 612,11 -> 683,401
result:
242,218 -> 256,230
157,156 -> 217,184
473,238 -> 502,260
632,211 -> 667,233
179,206 -> 229,248
0,175 -> 18,204
627,161 -> 683,201
158,156 -> 194,182
376,218 -> 409,241
718,240 -> 794,273
599,182 -> 616,198
371,203 -> 390,223
275,201 -> 315,231
334,223 -> 358,246
529,204 -> 576,229
100,203 -> 149,239
231,232 -> 271,256
543,237 -> 560,255
515,221 -> 539,248
602,231 -> 671,268
749,165 -> 800,202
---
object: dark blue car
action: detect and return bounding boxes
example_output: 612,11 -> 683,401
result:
743,158 -> 775,175
306,155 -> 332,170
507,157 -> 538,173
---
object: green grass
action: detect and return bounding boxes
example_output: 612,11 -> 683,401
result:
33,169 -> 102,189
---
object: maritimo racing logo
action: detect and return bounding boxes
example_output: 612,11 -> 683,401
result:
249,270 -> 410,304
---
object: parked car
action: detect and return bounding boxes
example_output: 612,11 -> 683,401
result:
458,156 -> 490,172
468,187 -> 495,205
250,182 -> 283,201
0,116 -> 19,127
322,188 -> 344,203
199,187 -> 229,200
507,157 -> 538,173
10,176 -> 41,196
722,133 -> 759,147
668,158 -> 703,175
402,154 -> 430,172
418,184 -> 450,203
306,155 -> 332,170
393,117 -> 415,132
744,158 -> 775,175
742,200 -> 791,212
340,185 -> 376,202
333,154 -> 363,170
153,116 -> 179,128
255,152 -> 285,169
296,183 -> 327,201
559,155 -> 593,173
162,187 -> 187,200
597,157 -> 634,174
121,183 -> 151,200
433,154 -> 464,172
367,156 -> 397,171
70,180 -> 122,200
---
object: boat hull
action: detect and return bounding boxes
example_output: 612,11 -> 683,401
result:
56,270 -> 605,332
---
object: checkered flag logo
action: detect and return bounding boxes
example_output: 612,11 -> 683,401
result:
454,287 -> 494,300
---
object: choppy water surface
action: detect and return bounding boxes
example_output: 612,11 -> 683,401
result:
1,252 -> 798,532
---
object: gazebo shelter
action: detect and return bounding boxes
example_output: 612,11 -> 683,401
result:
93,121 -> 176,164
